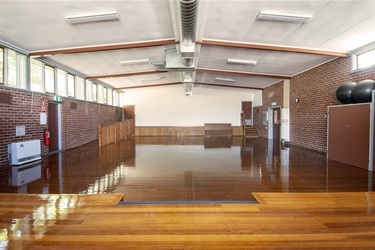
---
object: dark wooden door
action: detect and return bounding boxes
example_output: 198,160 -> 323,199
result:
124,105 -> 135,120
273,108 -> 280,141
48,102 -> 60,152
242,102 -> 252,125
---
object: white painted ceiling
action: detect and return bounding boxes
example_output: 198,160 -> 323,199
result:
0,0 -> 374,92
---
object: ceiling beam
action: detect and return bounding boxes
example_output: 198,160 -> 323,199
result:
199,39 -> 349,57
195,82 -> 263,90
197,67 -> 291,79
113,82 -> 181,90
29,38 -> 178,57
86,70 -> 164,80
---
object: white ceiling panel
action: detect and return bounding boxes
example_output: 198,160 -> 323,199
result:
49,45 -> 174,75
0,0 -> 174,51
202,1 -> 267,41
102,72 -> 182,88
279,0 -> 375,49
251,51 -> 335,76
195,72 -> 280,89
241,0 -> 331,44
198,45 -> 269,70
319,15 -> 375,51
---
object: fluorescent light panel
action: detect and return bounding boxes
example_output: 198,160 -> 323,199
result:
141,77 -> 163,81
227,59 -> 257,65
66,11 -> 120,24
257,10 -> 312,23
215,77 -> 235,82
120,59 -> 150,65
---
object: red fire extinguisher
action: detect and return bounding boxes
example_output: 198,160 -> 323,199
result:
44,129 -> 50,146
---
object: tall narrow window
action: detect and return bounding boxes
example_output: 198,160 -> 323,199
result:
0,48 -> 3,84
6,49 -> 26,89
45,65 -> 55,94
76,76 -> 85,100
30,59 -> 43,92
86,80 -> 93,101
98,85 -> 103,103
118,92 -> 123,107
57,69 -> 67,96
67,74 -> 75,97
7,50 -> 17,88
107,88 -> 112,105
113,91 -> 119,106
92,83 -> 97,102
103,87 -> 107,104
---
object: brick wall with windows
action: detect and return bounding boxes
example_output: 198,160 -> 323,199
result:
253,80 -> 284,138
290,57 -> 375,152
0,86 -> 122,166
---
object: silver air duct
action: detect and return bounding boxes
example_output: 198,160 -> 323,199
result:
179,0 -> 198,66
182,71 -> 194,96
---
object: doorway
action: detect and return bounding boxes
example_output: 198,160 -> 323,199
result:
48,102 -> 62,153
268,107 -> 281,141
241,102 -> 252,125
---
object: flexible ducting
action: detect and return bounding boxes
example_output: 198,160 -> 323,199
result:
180,0 -> 198,46
180,0 -> 198,66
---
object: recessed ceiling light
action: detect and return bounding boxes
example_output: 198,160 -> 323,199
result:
227,59 -> 257,65
119,59 -> 150,65
215,77 -> 235,82
257,10 -> 312,23
66,11 -> 120,24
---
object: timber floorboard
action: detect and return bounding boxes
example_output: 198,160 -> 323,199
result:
1,192 -> 375,249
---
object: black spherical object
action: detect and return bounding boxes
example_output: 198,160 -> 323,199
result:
336,82 -> 357,104
352,79 -> 375,103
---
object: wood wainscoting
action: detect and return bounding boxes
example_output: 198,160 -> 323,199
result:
135,126 -> 244,137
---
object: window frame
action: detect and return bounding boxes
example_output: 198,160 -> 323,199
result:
67,73 -> 75,98
30,58 -> 44,92
0,47 -> 4,85
351,42 -> 375,71
2,44 -> 122,107
44,65 -> 55,94
5,48 -> 27,89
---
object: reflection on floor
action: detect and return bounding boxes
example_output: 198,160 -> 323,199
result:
0,137 -> 373,202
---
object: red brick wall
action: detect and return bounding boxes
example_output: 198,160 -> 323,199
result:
253,80 -> 284,138
290,57 -> 375,152
0,86 -> 122,166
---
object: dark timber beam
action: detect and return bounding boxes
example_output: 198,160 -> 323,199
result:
195,82 -> 264,90
29,39 -> 177,57
199,39 -> 349,57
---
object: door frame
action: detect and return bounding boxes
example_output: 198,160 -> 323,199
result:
268,106 -> 282,140
241,101 -> 253,126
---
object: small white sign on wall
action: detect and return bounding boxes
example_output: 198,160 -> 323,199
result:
40,113 -> 47,125
16,126 -> 26,136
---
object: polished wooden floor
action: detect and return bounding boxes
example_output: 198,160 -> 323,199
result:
1,137 -> 375,248
0,192 -> 374,249
0,137 -> 373,201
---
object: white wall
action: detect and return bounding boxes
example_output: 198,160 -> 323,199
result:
123,84 -> 254,126
253,90 -> 263,107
